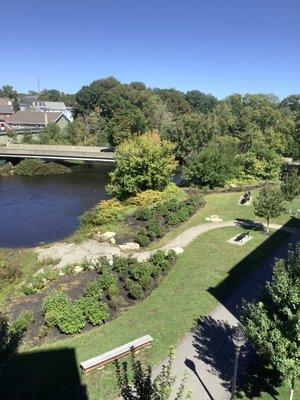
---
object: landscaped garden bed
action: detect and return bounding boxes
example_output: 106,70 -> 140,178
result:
4,250 -> 177,347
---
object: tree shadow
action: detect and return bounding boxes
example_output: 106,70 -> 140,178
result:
0,348 -> 88,400
192,316 -> 251,391
236,357 -> 282,400
208,220 -> 297,317
235,218 -> 265,231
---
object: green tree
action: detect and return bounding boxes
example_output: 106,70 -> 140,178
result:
162,113 -> 211,162
253,186 -> 284,232
182,136 -> 241,188
106,131 -> 177,199
281,169 -> 300,213
185,90 -> 218,113
115,348 -> 191,400
242,243 -> 300,400
39,89 -> 61,102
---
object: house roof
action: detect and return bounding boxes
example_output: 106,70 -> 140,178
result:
0,105 -> 14,114
0,97 -> 12,106
42,101 -> 67,110
9,111 -> 64,125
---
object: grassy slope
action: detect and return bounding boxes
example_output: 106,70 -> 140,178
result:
1,226 -> 290,399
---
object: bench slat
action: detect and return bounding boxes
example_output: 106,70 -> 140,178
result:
80,335 -> 153,374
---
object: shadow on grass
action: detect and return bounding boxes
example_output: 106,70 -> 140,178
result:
192,219 -> 299,398
236,358 -> 282,400
0,348 -> 88,400
208,219 -> 297,317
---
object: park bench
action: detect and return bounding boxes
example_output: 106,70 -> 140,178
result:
80,335 -> 153,374
235,231 -> 250,243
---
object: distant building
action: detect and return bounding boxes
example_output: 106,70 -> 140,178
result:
19,96 -> 73,121
0,97 -> 12,106
38,101 -> 73,121
8,111 -> 71,131
0,105 -> 14,122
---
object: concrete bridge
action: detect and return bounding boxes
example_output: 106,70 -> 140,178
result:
0,144 -> 115,162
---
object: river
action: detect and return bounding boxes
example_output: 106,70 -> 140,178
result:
0,163 -> 114,248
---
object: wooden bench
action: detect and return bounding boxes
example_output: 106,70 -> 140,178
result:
235,231 -> 250,243
80,335 -> 153,374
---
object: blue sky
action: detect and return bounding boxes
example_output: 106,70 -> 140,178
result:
2,0 -> 299,98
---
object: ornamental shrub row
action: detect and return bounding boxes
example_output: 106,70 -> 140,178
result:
135,193 -> 204,246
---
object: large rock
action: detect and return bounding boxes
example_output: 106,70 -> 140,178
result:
205,215 -> 223,222
95,231 -> 116,241
119,242 -> 140,251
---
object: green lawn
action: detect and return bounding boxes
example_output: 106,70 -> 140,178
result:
0,225 -> 291,400
148,189 -> 300,249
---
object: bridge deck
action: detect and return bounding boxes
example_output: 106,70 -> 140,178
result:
0,144 -> 115,162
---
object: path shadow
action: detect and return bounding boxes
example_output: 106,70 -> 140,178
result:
192,316 -> 251,391
0,348 -> 88,400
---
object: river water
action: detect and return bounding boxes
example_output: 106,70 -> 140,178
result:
0,163 -> 114,248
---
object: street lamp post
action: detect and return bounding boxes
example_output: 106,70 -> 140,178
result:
230,324 -> 246,400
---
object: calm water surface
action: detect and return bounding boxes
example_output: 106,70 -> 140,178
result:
0,163 -> 114,248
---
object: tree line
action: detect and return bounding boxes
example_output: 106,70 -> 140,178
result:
3,78 -> 300,187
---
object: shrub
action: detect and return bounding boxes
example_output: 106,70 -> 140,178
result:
81,198 -> 124,226
147,220 -> 165,239
0,260 -> 21,284
14,159 -> 70,176
61,264 -> 76,275
127,190 -> 163,206
150,250 -> 177,273
10,311 -> 34,334
164,198 -> 180,212
113,256 -> 131,278
130,263 -> 153,290
21,274 -> 47,294
109,295 -> 128,311
166,213 -> 181,225
84,299 -> 110,326
99,268 -> 117,291
107,283 -> 119,299
126,280 -> 144,300
136,230 -> 150,247
84,280 -> 104,300
42,291 -> 70,314
176,206 -> 191,222
44,310 -> 61,328
57,304 -> 85,334
161,183 -> 184,202
135,206 -> 152,221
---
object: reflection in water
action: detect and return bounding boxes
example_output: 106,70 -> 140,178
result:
0,163 -> 114,248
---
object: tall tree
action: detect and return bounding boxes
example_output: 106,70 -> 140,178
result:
253,186 -> 284,232
281,169 -> 300,213
242,243 -> 300,400
106,130 -> 177,199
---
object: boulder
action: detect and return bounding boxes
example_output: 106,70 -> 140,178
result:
74,265 -> 84,274
109,237 -> 116,245
135,252 -> 151,263
205,215 -> 223,222
95,231 -> 116,241
168,247 -> 184,255
119,242 -> 140,251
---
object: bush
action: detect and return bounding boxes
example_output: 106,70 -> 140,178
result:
99,268 -> 117,291
113,256 -> 131,278
44,310 -> 60,328
0,261 -> 21,284
160,183 -> 184,202
10,311 -> 34,334
150,250 -> 177,273
135,206 -> 152,221
147,220 -> 165,239
80,199 -> 124,226
130,263 -> 153,290
57,304 -> 85,334
166,213 -> 181,225
83,298 -> 110,326
42,291 -> 70,314
14,159 -> 70,176
84,280 -> 104,300
128,190 -> 163,206
126,280 -> 144,300
136,230 -> 150,247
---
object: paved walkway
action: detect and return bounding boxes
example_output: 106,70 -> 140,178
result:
159,226 -> 300,400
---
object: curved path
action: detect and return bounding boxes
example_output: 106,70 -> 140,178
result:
35,220 -> 294,269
